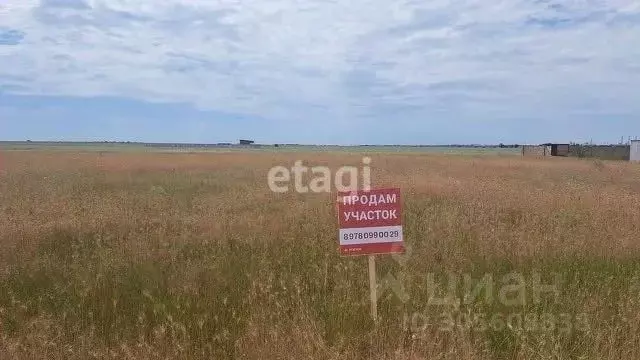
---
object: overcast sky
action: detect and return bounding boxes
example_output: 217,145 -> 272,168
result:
1,0 -> 639,144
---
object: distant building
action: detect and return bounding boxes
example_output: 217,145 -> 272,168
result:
542,143 -> 570,157
522,143 -> 569,157
238,139 -> 255,145
631,140 -> 640,162
568,144 -> 630,161
522,144 -> 550,157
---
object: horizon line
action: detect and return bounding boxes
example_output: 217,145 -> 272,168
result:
1,140 -> 636,147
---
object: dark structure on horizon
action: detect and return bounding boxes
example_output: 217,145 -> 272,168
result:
523,142 -> 636,161
239,139 -> 255,145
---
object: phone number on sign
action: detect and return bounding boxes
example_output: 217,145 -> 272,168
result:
343,230 -> 400,241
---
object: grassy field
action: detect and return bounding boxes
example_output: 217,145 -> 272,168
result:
1,150 -> 640,359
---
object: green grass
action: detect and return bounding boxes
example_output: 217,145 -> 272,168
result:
2,228 -> 638,359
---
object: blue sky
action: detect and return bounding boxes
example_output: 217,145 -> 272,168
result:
1,0 -> 639,145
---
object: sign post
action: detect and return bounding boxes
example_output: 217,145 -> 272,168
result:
337,188 -> 404,321
368,255 -> 377,321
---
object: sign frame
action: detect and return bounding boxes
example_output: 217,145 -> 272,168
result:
336,187 -> 405,257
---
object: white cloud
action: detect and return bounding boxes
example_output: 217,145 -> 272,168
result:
1,0 -> 639,125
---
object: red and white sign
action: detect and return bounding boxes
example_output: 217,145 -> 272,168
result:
337,188 -> 404,256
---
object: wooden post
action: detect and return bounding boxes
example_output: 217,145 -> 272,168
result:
368,255 -> 378,322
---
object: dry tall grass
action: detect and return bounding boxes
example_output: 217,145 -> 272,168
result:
1,150 -> 640,359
